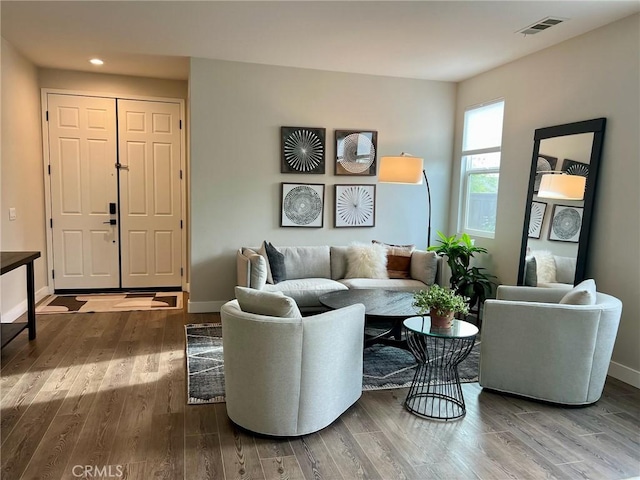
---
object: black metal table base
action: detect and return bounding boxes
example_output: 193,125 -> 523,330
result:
404,332 -> 476,421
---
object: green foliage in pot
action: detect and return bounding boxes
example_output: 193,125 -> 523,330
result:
428,231 -> 497,308
413,285 -> 470,317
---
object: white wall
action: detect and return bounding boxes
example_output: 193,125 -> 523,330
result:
452,14 -> 640,383
1,38 -> 48,322
189,58 -> 456,311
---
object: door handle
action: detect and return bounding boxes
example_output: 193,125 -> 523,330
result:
103,219 -> 117,225
115,163 -> 129,170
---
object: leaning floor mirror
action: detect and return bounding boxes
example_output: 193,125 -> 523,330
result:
517,118 -> 606,287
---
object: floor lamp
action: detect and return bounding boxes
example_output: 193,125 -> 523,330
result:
378,153 -> 432,248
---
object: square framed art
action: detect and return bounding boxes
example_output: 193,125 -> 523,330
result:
280,183 -> 325,228
281,126 -> 326,174
334,184 -> 376,227
335,130 -> 377,176
548,204 -> 583,242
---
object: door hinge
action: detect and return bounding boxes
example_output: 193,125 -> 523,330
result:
179,120 -> 182,129
179,170 -> 183,180
52,269 -> 55,279
46,111 -> 49,122
48,165 -> 51,175
180,220 -> 183,229
180,267 -> 184,277
50,218 -> 53,228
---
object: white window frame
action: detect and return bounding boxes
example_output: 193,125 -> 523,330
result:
459,99 -> 505,239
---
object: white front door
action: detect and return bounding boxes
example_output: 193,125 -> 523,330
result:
117,99 -> 183,288
48,94 -> 120,289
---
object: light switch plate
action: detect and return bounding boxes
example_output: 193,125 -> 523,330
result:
9,208 -> 16,221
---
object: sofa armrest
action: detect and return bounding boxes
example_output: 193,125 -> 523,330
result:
410,251 -> 439,286
236,249 -> 251,287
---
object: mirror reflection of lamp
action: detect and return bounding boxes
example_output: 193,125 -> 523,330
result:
537,172 -> 586,201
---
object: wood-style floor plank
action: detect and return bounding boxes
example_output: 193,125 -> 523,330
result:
2,308 -> 639,480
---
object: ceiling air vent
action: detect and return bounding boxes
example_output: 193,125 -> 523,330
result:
518,17 -> 566,36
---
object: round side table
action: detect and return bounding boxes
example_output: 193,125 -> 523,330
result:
403,316 -> 479,421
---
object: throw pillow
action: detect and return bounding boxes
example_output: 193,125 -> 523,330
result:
559,279 -> 597,305
265,242 -> 286,283
345,242 -> 388,279
235,286 -> 302,318
524,256 -> 538,287
373,240 -> 415,279
532,250 -> 556,284
257,242 -> 274,284
248,254 -> 268,290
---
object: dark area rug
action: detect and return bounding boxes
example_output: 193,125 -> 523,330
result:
185,323 -> 480,405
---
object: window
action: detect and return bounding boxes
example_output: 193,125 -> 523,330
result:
460,100 -> 505,238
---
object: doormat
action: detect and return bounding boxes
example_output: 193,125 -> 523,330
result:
184,323 -> 479,405
36,292 -> 183,314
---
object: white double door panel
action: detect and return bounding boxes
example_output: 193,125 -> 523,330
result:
48,94 -> 120,289
118,99 -> 182,288
47,94 -> 182,289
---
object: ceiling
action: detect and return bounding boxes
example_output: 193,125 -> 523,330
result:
2,1 -> 638,82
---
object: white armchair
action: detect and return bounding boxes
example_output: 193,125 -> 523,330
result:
479,285 -> 622,405
221,299 -> 365,436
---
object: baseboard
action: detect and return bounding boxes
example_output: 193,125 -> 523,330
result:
1,286 -> 51,323
608,361 -> 640,389
187,299 -> 226,313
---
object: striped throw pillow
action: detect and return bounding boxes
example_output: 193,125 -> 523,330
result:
373,241 -> 415,279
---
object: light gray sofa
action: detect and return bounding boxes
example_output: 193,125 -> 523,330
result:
221,298 -> 365,436
479,285 -> 622,405
237,245 -> 439,310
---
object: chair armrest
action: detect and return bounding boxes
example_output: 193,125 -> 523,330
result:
496,285 -> 569,303
410,251 -> 439,286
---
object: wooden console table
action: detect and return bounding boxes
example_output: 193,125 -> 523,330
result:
1,251 -> 41,348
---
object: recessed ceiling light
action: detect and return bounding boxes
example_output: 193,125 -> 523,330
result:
89,58 -> 104,65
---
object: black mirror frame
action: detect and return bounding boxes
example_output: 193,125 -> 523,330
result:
517,118 -> 607,286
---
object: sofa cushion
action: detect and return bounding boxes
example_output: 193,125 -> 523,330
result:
278,246 -> 331,280
264,278 -> 347,308
235,286 -> 302,318
330,246 -> 349,280
248,254 -> 268,289
524,256 -> 538,287
373,240 -> 415,279
345,243 -> 388,279
554,255 -> 577,284
257,242 -> 274,284
559,279 -> 596,305
265,242 -> 286,283
338,278 -> 427,292
410,251 -> 438,286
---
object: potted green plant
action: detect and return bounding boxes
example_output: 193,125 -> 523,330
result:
413,285 -> 469,328
428,231 -> 496,314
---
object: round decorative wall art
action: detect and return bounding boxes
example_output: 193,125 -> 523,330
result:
281,127 -> 326,174
335,130 -> 378,176
534,155 -> 558,192
549,205 -> 583,242
562,158 -> 589,177
281,183 -> 324,227
335,184 -> 376,227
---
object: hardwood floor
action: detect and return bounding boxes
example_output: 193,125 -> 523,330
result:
1,306 -> 639,479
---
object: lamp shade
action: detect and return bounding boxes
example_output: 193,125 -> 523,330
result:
378,155 -> 424,184
538,174 -> 586,200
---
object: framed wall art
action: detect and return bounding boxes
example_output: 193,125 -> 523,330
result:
528,201 -> 547,239
548,204 -> 583,242
534,154 -> 558,193
335,130 -> 378,176
334,184 -> 376,227
281,126 -> 326,174
280,183 -> 324,228
561,158 -> 589,178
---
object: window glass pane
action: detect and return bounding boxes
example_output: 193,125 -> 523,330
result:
462,101 -> 504,151
465,152 -> 501,170
465,173 -> 499,232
